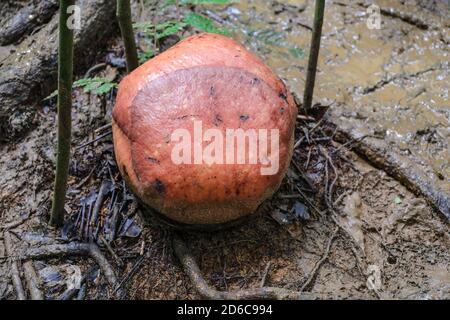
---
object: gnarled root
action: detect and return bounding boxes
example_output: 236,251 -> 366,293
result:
172,233 -> 319,300
7,241 -> 122,299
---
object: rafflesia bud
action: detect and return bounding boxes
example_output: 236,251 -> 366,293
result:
112,33 -> 297,227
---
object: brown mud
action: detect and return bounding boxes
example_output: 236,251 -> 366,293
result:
0,0 -> 449,299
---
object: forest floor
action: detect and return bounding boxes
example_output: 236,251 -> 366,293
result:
0,0 -> 449,299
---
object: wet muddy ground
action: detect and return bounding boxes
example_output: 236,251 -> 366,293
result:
0,0 -> 449,299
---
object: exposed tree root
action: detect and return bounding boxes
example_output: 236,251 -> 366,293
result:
331,126 -> 450,219
377,6 -> 430,30
0,214 -> 30,231
7,241 -> 122,299
23,261 -> 43,300
361,66 -> 438,94
172,233 -> 320,300
335,1 -> 433,30
23,243 -> 119,289
4,232 -> 26,300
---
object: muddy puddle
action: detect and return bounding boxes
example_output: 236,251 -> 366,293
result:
221,0 -> 449,214
0,0 -> 449,300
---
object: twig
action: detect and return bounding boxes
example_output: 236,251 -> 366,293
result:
73,166 -> 96,189
75,131 -> 112,151
297,115 -> 316,121
4,232 -> 26,300
319,146 -> 338,206
260,262 -> 272,288
299,226 -> 339,292
294,117 -> 326,149
294,184 -> 324,216
113,250 -> 147,295
304,146 -> 312,170
331,134 -> 369,154
89,180 -> 112,239
172,233 -> 319,300
99,234 -> 124,266
84,63 -> 107,78
94,122 -> 112,134
23,261 -> 44,300
291,160 -> 317,192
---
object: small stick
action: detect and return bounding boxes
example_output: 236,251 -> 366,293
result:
294,185 -> 324,216
75,131 -> 112,151
84,63 -> 107,78
319,146 -> 338,206
260,262 -> 272,288
291,159 -> 317,192
114,252 -> 147,295
94,123 -> 112,134
299,226 -> 339,292
297,115 -> 316,121
99,235 -> 124,266
89,180 -> 112,239
4,232 -> 26,300
294,117 -> 326,149
73,166 -> 96,189
304,146 -> 312,170
331,134 -> 369,154
23,261 -> 44,300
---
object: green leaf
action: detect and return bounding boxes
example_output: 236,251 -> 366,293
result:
81,80 -> 102,92
95,82 -> 118,95
289,46 -> 305,59
73,77 -> 118,94
161,0 -> 176,9
44,90 -> 58,100
133,22 -> 153,34
394,196 -> 402,205
156,21 -> 187,39
138,48 -> 156,64
184,12 -> 229,35
45,77 -> 117,100
180,0 -> 233,5
134,21 -> 187,39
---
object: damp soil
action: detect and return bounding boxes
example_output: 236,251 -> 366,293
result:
0,0 -> 449,300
